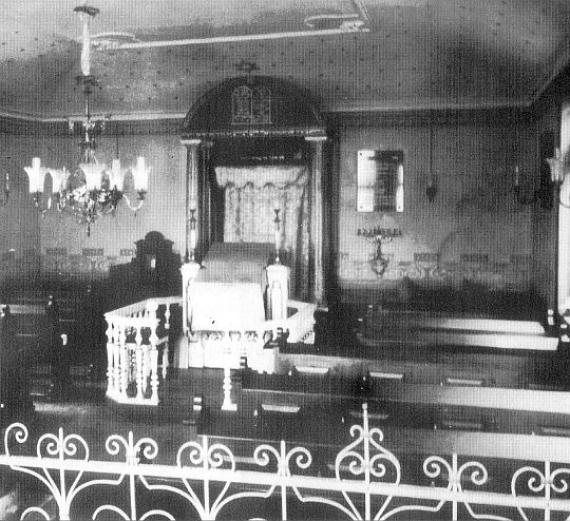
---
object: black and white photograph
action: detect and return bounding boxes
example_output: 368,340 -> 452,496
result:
0,0 -> 569,519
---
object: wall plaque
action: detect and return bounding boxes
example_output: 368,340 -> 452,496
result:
357,150 -> 404,212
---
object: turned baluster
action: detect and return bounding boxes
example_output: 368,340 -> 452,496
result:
222,333 -> 239,411
134,325 -> 144,401
162,304 -> 171,378
118,323 -> 129,399
149,347 -> 159,405
112,324 -> 121,398
147,301 -> 160,404
142,344 -> 150,396
164,304 -> 171,330
105,319 -> 115,397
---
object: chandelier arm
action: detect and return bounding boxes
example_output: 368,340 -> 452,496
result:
122,193 -> 145,213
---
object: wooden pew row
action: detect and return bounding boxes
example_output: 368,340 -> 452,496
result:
238,371 -> 570,436
279,348 -> 561,389
199,406 -> 570,489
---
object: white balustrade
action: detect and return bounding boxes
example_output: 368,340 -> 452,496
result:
104,297 -> 182,405
3,404 -> 570,520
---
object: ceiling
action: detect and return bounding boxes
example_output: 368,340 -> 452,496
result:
1,0 -> 569,121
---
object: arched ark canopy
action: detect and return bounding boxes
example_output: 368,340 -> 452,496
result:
180,76 -> 326,139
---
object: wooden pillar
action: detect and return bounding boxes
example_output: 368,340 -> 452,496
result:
181,139 -> 202,262
558,103 -> 570,314
200,141 -> 214,251
306,136 -> 327,306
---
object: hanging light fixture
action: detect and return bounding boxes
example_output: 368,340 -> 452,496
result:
24,5 -> 149,235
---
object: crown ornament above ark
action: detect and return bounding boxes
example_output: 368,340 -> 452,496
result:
23,4 -> 150,236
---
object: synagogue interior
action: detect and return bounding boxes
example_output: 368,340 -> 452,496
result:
1,1 -> 570,519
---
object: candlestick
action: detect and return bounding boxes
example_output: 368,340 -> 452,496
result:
273,209 -> 281,263
189,209 -> 197,261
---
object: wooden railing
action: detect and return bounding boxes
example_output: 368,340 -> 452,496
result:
104,297 -> 182,405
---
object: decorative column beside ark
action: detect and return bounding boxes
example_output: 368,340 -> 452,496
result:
180,139 -> 202,337
306,135 -> 327,307
181,138 -> 202,262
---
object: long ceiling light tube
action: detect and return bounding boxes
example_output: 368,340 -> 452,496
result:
93,25 -> 369,51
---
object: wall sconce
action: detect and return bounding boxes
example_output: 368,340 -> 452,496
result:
546,148 -> 566,185
546,148 -> 570,209
426,174 -> 437,202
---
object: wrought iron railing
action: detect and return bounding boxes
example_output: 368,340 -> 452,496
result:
1,403 -> 570,520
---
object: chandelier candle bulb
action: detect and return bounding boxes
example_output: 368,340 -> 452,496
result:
132,156 -> 149,193
50,169 -> 69,194
24,157 -> 45,194
110,159 -> 125,191
81,163 -> 106,191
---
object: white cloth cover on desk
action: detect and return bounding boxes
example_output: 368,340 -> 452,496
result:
196,242 -> 272,291
189,242 -> 271,331
189,282 -> 265,331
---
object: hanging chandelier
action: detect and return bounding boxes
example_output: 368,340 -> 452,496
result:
24,5 -> 149,236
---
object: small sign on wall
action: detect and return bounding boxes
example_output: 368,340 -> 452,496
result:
82,248 -> 104,257
45,248 -> 67,256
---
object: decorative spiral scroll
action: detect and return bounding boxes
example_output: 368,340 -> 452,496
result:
456,461 -> 511,521
457,461 -> 489,488
423,456 -> 453,484
208,443 -> 236,471
285,446 -> 312,473
175,438 -> 237,519
4,423 -> 29,455
105,432 -> 158,464
336,424 -> 366,478
34,429 -> 89,464
332,410 -> 402,520
512,465 -> 570,521
336,424 -> 400,483
512,466 -> 546,499
549,467 -> 570,495
176,441 -> 206,468
253,444 -> 280,469
368,427 -> 399,482
2,420 -> 564,521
